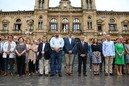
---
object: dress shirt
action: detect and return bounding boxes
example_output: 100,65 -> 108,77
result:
42,43 -> 45,52
69,38 -> 72,44
50,37 -> 64,50
102,40 -> 115,57
0,42 -> 4,51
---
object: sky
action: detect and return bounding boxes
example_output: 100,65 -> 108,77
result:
0,0 -> 129,11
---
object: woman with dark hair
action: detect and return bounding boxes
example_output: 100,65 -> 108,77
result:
91,38 -> 101,75
15,37 -> 26,76
125,39 -> 129,74
115,37 -> 125,76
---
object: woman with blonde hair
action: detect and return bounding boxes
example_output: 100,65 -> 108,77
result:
115,37 -> 125,75
27,39 -> 38,76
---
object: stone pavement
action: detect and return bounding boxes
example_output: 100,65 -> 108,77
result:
0,56 -> 128,86
0,70 -> 129,86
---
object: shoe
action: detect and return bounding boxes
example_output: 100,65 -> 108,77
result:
32,73 -> 35,76
110,73 -> 114,76
28,73 -> 31,76
83,74 -> 87,76
38,74 -> 43,76
58,74 -> 62,77
78,74 -> 81,77
50,74 -> 55,77
3,73 -> 7,76
10,73 -> 13,76
105,73 -> 108,76
45,74 -> 49,77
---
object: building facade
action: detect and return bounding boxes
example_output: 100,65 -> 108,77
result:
0,0 -> 129,41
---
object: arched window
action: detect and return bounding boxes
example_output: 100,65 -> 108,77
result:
2,19 -> 10,31
97,19 -> 104,31
86,0 -> 92,9
16,19 -> 21,22
109,18 -> 116,31
122,20 -> 129,31
38,22 -> 43,30
14,19 -> 22,31
73,18 -> 80,31
50,18 -> 57,31
39,0 -> 44,8
62,18 -> 69,32
27,19 -> 34,31
38,15 -> 43,30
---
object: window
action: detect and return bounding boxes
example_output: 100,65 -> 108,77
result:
39,15 -> 43,19
38,22 -> 43,29
123,25 -> 128,30
14,24 -> 21,30
73,18 -> 80,31
2,19 -> 9,31
86,0 -> 92,9
109,24 -> 116,31
98,24 -> 102,31
39,0 -> 44,8
16,19 -> 21,22
14,19 -> 22,31
62,18 -> 69,32
2,24 -> 8,31
50,18 -> 57,30
28,25 -> 33,31
87,22 -> 92,29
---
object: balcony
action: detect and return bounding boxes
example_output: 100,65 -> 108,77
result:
60,29 -> 69,34
122,30 -> 129,35
72,29 -> 82,34
11,29 -> 23,35
108,30 -> 119,35
0,29 -> 9,35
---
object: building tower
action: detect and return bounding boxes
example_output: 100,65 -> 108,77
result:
34,0 -> 49,9
81,0 -> 96,10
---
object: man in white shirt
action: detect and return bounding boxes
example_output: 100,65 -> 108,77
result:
102,35 -> 115,76
50,31 -> 64,77
3,35 -> 16,76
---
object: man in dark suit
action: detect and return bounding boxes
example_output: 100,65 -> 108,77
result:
64,32 -> 76,76
37,36 -> 51,76
77,36 -> 88,76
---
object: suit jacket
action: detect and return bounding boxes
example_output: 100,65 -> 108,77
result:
37,42 -> 51,60
77,41 -> 88,57
64,38 -> 76,54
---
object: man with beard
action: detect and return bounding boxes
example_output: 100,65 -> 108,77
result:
50,31 -> 64,77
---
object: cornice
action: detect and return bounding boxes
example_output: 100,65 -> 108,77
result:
0,10 -> 34,15
97,10 -> 129,15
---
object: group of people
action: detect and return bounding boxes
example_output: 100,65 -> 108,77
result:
0,31 -> 129,77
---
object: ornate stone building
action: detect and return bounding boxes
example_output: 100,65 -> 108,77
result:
0,0 -> 129,41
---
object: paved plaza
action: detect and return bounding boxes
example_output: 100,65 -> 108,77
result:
0,72 -> 129,86
0,62 -> 129,86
